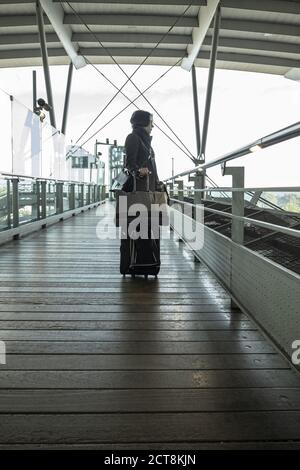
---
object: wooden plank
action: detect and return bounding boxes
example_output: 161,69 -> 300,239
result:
1,442 -> 300,450
0,320 -> 255,330
0,370 -> 298,389
1,412 -> 300,443
0,330 -> 262,341
0,388 -> 299,413
4,340 -> 276,355
0,304 -> 235,313
1,353 -> 286,370
0,312 -> 247,321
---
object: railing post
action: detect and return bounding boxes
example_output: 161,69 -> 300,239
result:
222,165 -> 245,245
36,180 -> 41,220
175,180 -> 184,201
80,183 -> 84,207
41,180 -> 47,219
69,183 -> 75,211
222,165 -> 244,310
101,185 -> 106,201
12,178 -> 19,228
193,171 -> 205,205
88,185 -> 92,205
56,181 -> 64,214
6,180 -> 11,229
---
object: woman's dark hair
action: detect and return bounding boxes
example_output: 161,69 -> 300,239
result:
130,110 -> 152,128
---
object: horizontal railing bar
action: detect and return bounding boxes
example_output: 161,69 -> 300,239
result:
170,198 -> 300,238
186,186 -> 300,192
0,172 -> 102,185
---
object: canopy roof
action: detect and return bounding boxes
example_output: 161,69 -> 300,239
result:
0,0 -> 300,75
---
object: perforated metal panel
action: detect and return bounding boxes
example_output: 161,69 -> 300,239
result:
231,244 -> 300,359
172,216 -> 300,363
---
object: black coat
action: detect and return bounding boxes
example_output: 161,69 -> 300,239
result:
123,129 -> 159,192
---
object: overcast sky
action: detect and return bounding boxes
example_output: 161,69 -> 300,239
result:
0,63 -> 299,187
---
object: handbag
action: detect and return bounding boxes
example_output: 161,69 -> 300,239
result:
111,168 -> 131,192
115,174 -> 154,227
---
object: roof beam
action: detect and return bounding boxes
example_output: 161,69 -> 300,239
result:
39,0 -> 86,69
0,31 -> 192,45
198,50 -> 300,68
0,33 -> 58,44
220,18 -> 300,37
181,0 -> 220,71
72,32 -> 192,44
64,14 -> 198,27
2,32 -> 299,56
203,36 -> 300,55
1,46 -> 300,69
80,46 -> 185,58
222,0 -> 300,15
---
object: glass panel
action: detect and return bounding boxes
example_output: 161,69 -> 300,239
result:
74,185 -> 80,208
0,178 -> 10,231
63,184 -> 69,212
84,185 -> 90,205
12,99 -> 42,177
18,179 -> 39,224
46,182 -> 56,217
0,89 -> 13,173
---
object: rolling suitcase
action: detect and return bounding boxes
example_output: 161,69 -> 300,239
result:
120,223 -> 160,278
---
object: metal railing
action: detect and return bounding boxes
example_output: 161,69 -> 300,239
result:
164,120 -> 300,250
0,172 -> 106,237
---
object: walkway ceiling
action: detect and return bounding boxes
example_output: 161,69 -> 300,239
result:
0,0 -> 300,76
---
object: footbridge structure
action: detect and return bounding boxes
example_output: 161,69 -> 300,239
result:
0,0 -> 299,449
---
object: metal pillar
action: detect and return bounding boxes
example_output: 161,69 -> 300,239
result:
12,179 -> 19,228
191,65 -> 201,158
200,5 -> 221,161
175,180 -> 184,202
56,182 -> 64,214
61,62 -> 73,135
41,180 -> 47,219
193,171 -> 205,205
36,0 -> 56,128
222,165 -> 245,245
32,70 -> 37,112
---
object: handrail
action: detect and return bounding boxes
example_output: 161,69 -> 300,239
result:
0,172 -> 100,186
169,198 -> 300,238
165,120 -> 300,181
189,186 -> 300,192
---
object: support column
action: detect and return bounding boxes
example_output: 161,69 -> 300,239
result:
191,65 -> 201,159
222,165 -> 245,244
41,180 -> 47,219
222,165 -> 244,310
12,178 -> 19,229
56,182 -> 64,214
200,5 -> 221,161
61,62 -> 73,135
36,0 -> 56,128
32,70 -> 37,112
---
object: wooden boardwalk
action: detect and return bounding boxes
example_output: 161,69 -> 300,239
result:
0,202 -> 300,449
